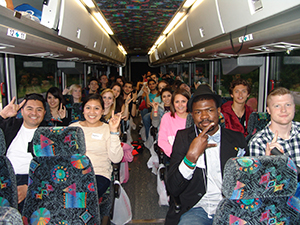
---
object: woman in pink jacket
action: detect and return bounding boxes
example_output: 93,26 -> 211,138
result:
158,89 -> 191,158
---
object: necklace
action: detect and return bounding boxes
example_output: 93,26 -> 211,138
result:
231,106 -> 245,118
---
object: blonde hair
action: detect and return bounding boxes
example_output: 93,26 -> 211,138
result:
69,84 -> 82,102
101,88 -> 116,121
267,87 -> 294,107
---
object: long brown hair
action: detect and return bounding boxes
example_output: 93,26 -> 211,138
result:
170,89 -> 191,118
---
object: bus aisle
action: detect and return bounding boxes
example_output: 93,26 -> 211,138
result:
122,116 -> 169,224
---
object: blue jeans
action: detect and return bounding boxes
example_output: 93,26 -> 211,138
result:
179,207 -> 214,225
142,112 -> 151,139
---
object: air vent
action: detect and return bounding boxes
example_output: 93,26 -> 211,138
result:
249,42 -> 300,52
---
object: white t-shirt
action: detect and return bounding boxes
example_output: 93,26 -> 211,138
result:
0,0 -> 7,7
6,125 -> 36,174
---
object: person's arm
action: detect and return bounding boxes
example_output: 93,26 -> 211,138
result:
122,94 -> 132,121
130,91 -> 137,117
108,112 -> 123,163
0,97 -> 25,119
17,184 -> 28,203
149,101 -> 159,121
5,0 -> 14,10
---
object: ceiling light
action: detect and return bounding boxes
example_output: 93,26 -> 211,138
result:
163,12 -> 185,35
155,35 -> 166,46
183,0 -> 198,8
81,0 -> 95,8
118,45 -> 127,55
148,46 -> 156,55
94,12 -> 114,35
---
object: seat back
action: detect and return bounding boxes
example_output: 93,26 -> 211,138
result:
246,112 -> 270,142
0,129 -> 18,209
213,155 -> 300,224
0,206 -> 23,224
32,126 -> 86,156
22,127 -> 100,224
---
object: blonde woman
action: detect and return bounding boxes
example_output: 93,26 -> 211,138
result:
63,84 -> 83,123
101,89 -> 116,123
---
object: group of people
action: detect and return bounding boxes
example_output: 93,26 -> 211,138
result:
0,70 -> 299,225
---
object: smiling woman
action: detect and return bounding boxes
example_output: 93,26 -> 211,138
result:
158,88 -> 191,157
69,93 -> 123,199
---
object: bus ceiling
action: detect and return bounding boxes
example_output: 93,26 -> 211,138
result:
0,1 -> 300,67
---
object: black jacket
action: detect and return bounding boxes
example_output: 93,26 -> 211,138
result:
165,126 -> 248,225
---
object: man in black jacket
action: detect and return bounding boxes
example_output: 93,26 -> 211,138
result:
0,93 -> 47,211
166,85 -> 248,225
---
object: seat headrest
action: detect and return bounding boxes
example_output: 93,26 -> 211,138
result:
222,155 -> 297,200
0,129 -> 6,156
32,127 -> 86,156
247,112 -> 270,134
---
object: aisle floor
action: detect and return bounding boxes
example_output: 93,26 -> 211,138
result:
123,148 -> 169,224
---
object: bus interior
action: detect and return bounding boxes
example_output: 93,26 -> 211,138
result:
1,0 -> 300,224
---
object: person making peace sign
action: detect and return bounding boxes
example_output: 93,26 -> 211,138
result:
0,94 -> 47,212
165,85 -> 248,225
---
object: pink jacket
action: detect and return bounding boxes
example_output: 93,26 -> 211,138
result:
158,112 -> 187,157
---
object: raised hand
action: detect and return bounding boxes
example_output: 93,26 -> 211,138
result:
0,97 -> 25,119
142,84 -> 149,95
266,131 -> 284,155
186,123 -> 217,163
62,86 -> 70,95
109,111 -> 122,132
125,93 -> 133,105
149,101 -> 159,111
194,81 -> 200,90
58,103 -> 66,119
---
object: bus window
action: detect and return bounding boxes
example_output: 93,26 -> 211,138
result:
15,56 -> 58,99
270,49 -> 300,122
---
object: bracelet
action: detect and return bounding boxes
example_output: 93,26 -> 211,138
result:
154,111 -> 158,113
183,156 -> 196,168
110,131 -> 120,135
132,102 -> 136,105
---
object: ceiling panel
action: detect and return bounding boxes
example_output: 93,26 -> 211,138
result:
96,0 -> 184,55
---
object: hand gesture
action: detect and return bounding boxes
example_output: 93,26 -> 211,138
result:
194,82 -> 200,90
132,91 -> 137,102
0,97 -> 25,119
149,101 -> 159,111
109,111 -> 122,132
266,131 -> 284,155
142,85 -> 149,94
125,93 -> 133,105
17,184 -> 28,203
186,123 -> 217,163
62,86 -> 70,95
58,103 -> 66,119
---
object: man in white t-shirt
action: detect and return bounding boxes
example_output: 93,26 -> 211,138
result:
0,93 -> 46,211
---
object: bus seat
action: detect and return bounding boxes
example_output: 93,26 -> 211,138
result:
213,155 -> 300,224
0,207 -> 23,224
22,127 -> 101,224
0,129 -> 18,209
246,112 -> 270,143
